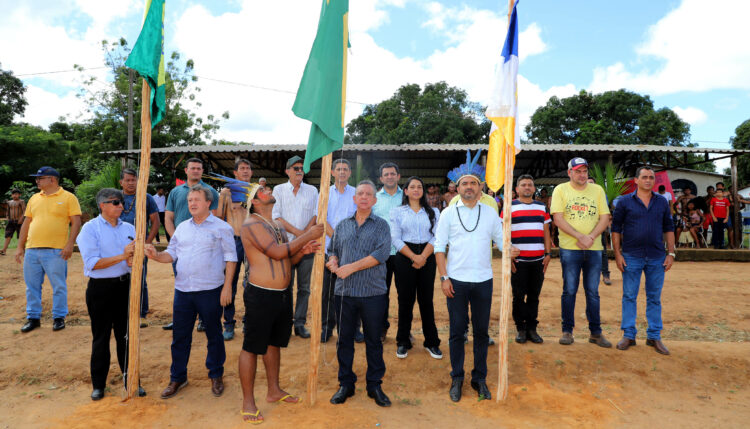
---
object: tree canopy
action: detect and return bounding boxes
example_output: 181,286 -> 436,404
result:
730,118 -> 750,185
525,89 -> 690,147
345,81 -> 490,145
0,65 -> 28,126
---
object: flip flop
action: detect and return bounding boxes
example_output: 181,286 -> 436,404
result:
274,394 -> 300,404
0,250 -> 5,255
241,409 -> 264,424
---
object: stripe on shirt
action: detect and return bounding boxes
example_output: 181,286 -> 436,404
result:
501,200 -> 550,261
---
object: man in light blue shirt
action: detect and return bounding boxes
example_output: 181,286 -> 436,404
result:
146,184 -> 237,400
372,162 -> 403,341
321,159 -> 357,342
435,170 -> 519,403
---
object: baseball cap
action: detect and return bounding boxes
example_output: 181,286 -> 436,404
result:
30,166 -> 60,177
286,155 -> 304,169
567,157 -> 588,171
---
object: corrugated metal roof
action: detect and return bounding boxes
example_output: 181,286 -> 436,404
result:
102,143 -> 750,155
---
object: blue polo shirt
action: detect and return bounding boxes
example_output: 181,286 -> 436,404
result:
611,192 -> 674,259
165,181 -> 220,227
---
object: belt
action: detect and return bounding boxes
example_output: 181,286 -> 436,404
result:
90,274 -> 131,283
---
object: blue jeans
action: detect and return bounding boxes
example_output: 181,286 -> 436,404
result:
291,253 -> 314,329
334,294 -> 387,389
222,236 -> 245,328
446,278 -> 492,383
560,248 -> 602,335
170,286 -> 226,383
24,248 -> 68,319
621,254 -> 665,340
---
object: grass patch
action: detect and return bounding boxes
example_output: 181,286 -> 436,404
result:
394,394 -> 421,406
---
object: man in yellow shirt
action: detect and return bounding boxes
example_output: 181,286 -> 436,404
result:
15,167 -> 82,333
550,158 -> 611,348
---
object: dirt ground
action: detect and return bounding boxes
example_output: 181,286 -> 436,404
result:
0,253 -> 748,428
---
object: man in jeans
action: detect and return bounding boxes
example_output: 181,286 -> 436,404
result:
612,166 -> 674,355
550,158 -> 612,347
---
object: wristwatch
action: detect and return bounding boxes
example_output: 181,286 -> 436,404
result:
440,275 -> 450,281
668,252 -> 676,258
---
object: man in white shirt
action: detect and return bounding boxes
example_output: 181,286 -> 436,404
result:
272,155 -> 319,338
154,186 -> 167,242
434,166 -> 519,403
145,185 -> 237,400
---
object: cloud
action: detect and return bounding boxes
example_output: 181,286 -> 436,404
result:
589,0 -> 750,95
672,106 -> 707,125
21,85 -> 89,127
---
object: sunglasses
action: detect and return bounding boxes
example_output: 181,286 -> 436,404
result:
103,199 -> 122,206
291,166 -> 304,172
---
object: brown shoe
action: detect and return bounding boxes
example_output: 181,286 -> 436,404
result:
589,334 -> 612,348
211,376 -> 224,397
646,339 -> 670,355
161,380 -> 188,399
616,337 -> 636,350
559,332 -> 574,345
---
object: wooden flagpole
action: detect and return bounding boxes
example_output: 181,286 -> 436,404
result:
496,0 -> 515,402
307,153 -> 333,405
125,78 -> 153,400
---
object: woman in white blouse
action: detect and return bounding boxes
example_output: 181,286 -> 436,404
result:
389,176 -> 442,360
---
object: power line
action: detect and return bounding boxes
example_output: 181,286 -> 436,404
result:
15,66 -> 108,77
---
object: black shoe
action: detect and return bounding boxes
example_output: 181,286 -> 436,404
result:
471,380 -> 492,400
424,346 -> 443,359
515,330 -> 527,344
330,385 -> 355,404
449,377 -> 463,402
396,345 -> 408,359
52,318 -> 65,331
91,388 -> 104,401
295,326 -> 310,338
162,322 -> 174,331
354,330 -> 365,343
21,318 -> 40,333
196,320 -> 206,332
488,337 -> 495,346
527,329 -> 544,344
367,386 -> 391,407
138,386 -> 147,397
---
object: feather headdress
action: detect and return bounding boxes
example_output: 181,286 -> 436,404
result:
204,173 -> 261,206
447,150 -> 485,184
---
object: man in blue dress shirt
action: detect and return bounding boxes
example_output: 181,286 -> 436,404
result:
612,166 -> 675,355
146,184 -> 237,399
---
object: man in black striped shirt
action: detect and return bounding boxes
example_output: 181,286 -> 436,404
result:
327,180 -> 392,407
504,175 -> 552,344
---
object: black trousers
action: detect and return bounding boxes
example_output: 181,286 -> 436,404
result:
393,243 -> 439,348
510,260 -> 544,331
322,256 -> 338,335
86,275 -> 130,390
383,255 -> 395,334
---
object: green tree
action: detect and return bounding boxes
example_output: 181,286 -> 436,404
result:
74,38 -> 229,151
730,119 -> 750,185
526,89 -> 690,147
345,81 -> 490,145
0,64 -> 28,126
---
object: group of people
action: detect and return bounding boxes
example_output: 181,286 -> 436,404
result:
7,151 -> 682,423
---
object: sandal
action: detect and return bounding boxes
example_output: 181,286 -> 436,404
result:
241,409 -> 264,424
273,394 -> 300,404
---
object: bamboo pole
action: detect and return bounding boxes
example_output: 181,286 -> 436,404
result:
306,153 -> 333,405
125,78 -> 152,400
497,0 -> 515,402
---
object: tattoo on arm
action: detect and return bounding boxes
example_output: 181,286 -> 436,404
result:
267,259 -> 276,279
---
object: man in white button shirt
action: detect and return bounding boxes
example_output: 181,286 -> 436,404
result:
272,155 -> 319,338
145,185 -> 237,400
434,160 -> 519,403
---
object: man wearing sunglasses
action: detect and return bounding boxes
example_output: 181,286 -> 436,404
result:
271,155 -> 319,339
16,166 -> 82,333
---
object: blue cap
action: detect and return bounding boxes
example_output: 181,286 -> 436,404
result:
567,157 -> 588,170
30,166 -> 60,177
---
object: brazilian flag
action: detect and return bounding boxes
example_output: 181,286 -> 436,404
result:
293,0 -> 349,173
125,0 -> 166,127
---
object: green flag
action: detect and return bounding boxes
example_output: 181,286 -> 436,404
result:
292,0 -> 349,173
125,0 -> 166,128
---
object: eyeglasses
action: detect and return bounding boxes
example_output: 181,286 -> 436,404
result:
34,176 -> 51,182
291,166 -> 304,172
102,199 -> 122,206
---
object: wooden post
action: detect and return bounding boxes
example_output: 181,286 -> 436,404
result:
731,156 -> 740,247
125,79 -> 153,400
497,0 -> 515,402
306,153 -> 333,405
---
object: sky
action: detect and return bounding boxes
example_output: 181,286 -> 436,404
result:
2,0 -> 750,169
